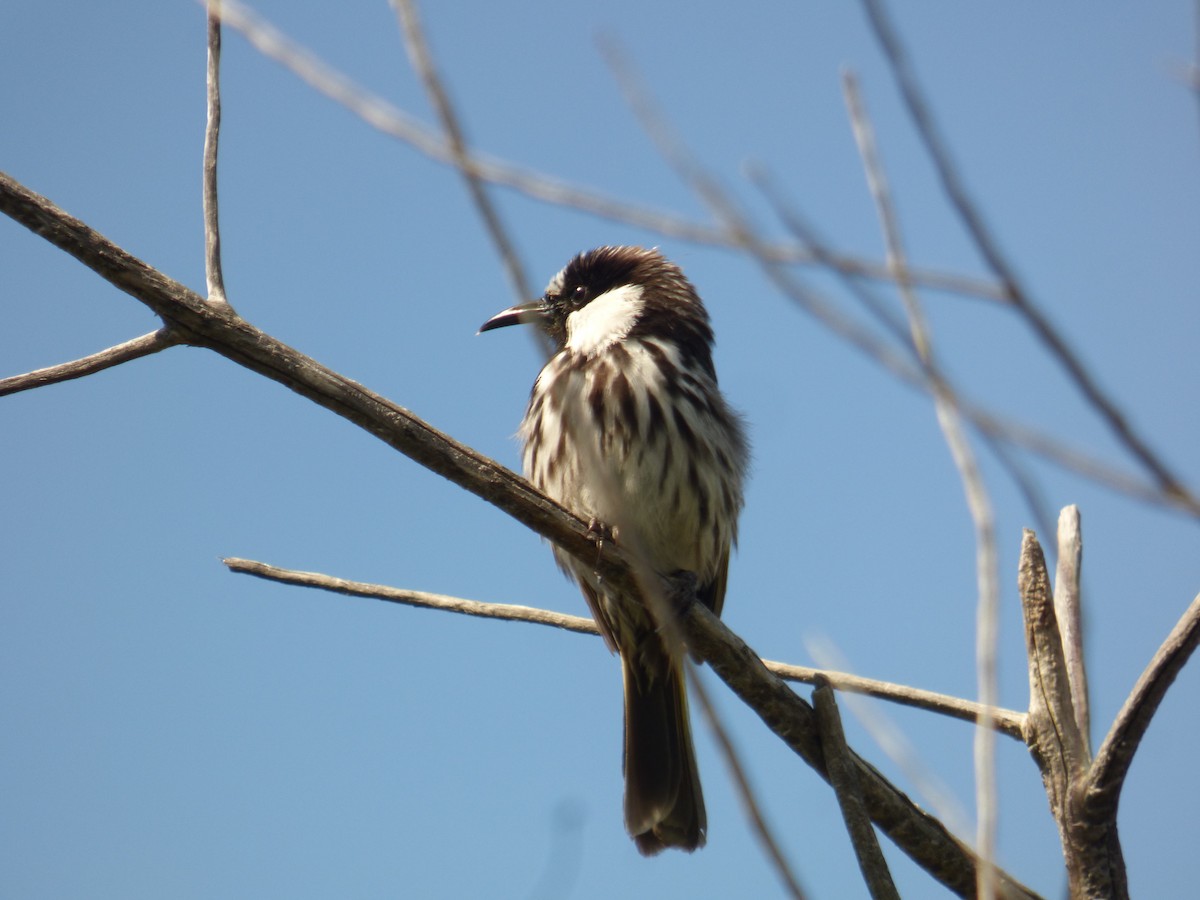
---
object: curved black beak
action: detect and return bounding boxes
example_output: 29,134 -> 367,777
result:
478,300 -> 547,334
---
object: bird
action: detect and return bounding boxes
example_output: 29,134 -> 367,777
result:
480,246 -> 747,855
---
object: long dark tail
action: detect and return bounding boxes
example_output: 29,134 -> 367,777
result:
622,653 -> 706,855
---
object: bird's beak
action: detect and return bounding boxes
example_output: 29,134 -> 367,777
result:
478,299 -> 547,334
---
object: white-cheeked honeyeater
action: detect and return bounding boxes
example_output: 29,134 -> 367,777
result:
481,246 -> 747,855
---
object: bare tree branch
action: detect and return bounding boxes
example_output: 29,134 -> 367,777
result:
204,1 -> 230,307
1053,506 -> 1091,755
222,555 -> 1028,737
772,660 -> 1026,741
1019,531 -> 1090,810
0,328 -> 181,397
1089,590 -> 1200,816
963,403 -> 1198,516
223,557 -> 599,633
0,170 -> 590,565
861,0 -> 1196,515
0,170 -> 1040,898
684,605 -> 1040,900
813,679 -> 900,900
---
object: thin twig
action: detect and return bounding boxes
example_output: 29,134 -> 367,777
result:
963,401 -> 1197,515
0,328 -> 181,397
222,557 -> 599,633
224,557 -> 1028,738
813,678 -> 900,900
773,660 -> 1024,741
841,68 -> 1000,899
861,0 -> 1196,515
392,0 -> 534,304
204,1 -> 230,307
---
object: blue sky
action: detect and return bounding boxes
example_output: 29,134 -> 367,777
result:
3,2 -> 1198,897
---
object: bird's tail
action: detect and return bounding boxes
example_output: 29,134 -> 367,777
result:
621,652 -> 706,855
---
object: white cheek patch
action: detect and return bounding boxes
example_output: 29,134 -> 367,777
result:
565,284 -> 644,356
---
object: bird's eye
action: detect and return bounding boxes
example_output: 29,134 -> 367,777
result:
572,285 -> 588,304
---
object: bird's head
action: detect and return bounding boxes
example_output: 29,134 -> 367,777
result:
480,246 -> 716,375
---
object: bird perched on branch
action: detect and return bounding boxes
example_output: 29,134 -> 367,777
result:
480,246 -> 747,855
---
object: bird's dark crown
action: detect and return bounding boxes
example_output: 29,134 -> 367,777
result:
542,246 -> 717,377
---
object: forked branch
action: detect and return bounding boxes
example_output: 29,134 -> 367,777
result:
1019,530 -> 1124,898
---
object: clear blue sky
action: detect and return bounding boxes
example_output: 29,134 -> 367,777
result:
3,2 -> 1198,897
